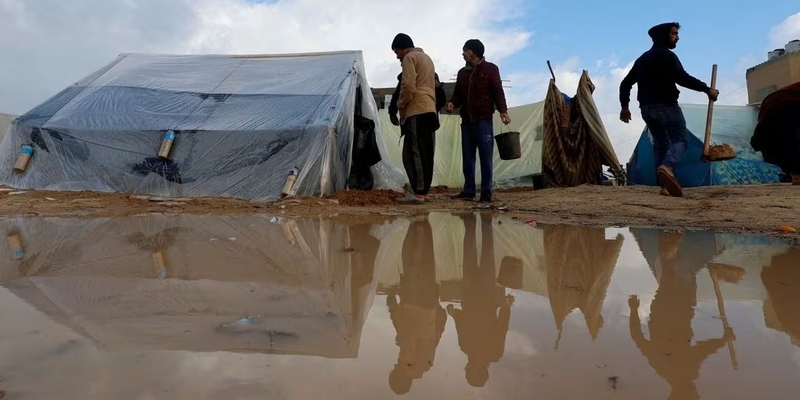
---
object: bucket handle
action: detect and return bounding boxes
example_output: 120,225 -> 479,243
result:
496,120 -> 511,137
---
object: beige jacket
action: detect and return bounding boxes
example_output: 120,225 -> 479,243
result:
397,48 -> 437,121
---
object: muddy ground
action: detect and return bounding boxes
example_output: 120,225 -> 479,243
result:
1,184 -> 798,239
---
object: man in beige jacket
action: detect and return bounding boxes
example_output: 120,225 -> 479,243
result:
391,33 -> 440,204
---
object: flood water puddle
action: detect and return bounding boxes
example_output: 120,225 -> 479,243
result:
1,212 -> 800,399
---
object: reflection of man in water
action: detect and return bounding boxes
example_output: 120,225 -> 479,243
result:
387,216 -> 447,395
447,213 -> 513,388
628,231 -> 734,400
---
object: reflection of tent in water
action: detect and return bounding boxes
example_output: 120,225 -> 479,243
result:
0,214 -> 379,358
630,228 -> 792,301
376,212 -> 548,298
543,225 -> 623,344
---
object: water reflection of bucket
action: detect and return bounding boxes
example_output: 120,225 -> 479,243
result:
152,250 -> 167,278
7,231 -> 24,260
497,256 -> 523,289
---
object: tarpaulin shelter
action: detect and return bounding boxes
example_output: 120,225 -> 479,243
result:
627,104 -> 783,187
0,52 -> 405,200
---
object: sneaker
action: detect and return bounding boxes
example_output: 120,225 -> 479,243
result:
656,166 -> 683,197
395,192 -> 425,204
452,192 -> 475,201
479,194 -> 493,203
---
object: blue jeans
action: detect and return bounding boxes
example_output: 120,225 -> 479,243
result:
641,104 -> 689,170
461,119 -> 494,197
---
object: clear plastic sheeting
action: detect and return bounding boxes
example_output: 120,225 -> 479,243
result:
0,214 -> 380,358
378,102 -> 544,189
0,113 -> 15,143
0,52 -> 405,200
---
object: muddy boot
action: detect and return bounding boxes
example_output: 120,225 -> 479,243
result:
656,165 -> 683,197
793,174 -> 800,185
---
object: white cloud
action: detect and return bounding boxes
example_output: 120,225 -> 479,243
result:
0,1 -> 781,161
769,12 -> 800,49
0,0 -> 530,115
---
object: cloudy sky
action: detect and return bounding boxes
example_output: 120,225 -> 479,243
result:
0,0 -> 799,160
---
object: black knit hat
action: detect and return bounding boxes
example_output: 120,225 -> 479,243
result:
391,33 -> 414,50
648,22 -> 680,43
463,39 -> 485,58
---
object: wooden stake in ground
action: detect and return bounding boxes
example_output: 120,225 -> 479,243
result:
701,64 -> 737,162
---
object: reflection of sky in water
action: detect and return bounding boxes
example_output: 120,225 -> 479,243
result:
0,213 -> 799,399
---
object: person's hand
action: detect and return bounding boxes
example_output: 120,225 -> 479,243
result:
389,114 -> 399,126
628,295 -> 640,310
445,102 -> 454,113
500,112 -> 511,125
506,294 -> 515,306
708,88 -> 719,102
399,109 -> 406,125
620,108 -> 632,123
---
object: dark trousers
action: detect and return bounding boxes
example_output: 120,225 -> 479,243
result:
461,119 -> 494,197
641,104 -> 688,170
401,113 -> 437,195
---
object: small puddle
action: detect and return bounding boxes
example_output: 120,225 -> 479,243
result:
0,212 -> 799,399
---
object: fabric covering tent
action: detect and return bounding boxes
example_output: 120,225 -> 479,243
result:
0,214 -> 380,357
543,71 -> 622,187
627,104 -> 783,187
0,52 -> 405,200
378,103 -> 544,189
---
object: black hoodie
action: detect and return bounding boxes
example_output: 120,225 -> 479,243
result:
619,23 -> 710,108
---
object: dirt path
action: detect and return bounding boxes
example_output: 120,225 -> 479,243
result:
1,184 -> 798,239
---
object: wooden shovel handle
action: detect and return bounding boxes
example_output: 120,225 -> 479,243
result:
702,64 -> 718,158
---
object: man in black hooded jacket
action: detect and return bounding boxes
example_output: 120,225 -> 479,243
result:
619,22 -> 719,197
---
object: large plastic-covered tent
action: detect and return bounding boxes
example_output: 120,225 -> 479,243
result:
0,52 -> 405,200
0,213 -> 380,357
